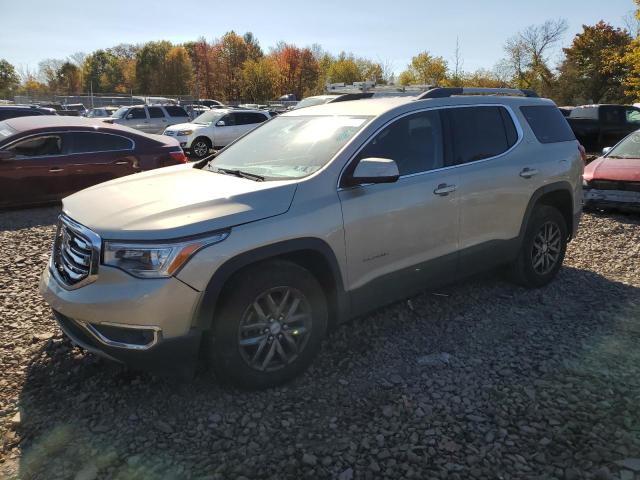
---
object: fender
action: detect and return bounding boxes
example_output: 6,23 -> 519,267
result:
517,181 -> 576,244
192,237 -> 349,331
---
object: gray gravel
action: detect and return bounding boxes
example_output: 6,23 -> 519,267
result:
1,207 -> 640,479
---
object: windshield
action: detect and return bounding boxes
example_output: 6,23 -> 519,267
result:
208,115 -> 371,180
293,97 -> 333,110
607,132 -> 640,159
112,107 -> 129,119
193,110 -> 227,125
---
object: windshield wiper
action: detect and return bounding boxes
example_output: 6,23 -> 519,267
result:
213,167 -> 265,182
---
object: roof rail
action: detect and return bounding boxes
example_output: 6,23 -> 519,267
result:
417,87 -> 538,100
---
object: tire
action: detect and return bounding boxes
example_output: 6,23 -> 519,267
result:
190,137 -> 212,159
208,260 -> 328,389
510,205 -> 568,288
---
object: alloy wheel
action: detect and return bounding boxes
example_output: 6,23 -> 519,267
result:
531,221 -> 562,275
238,286 -> 313,372
193,141 -> 209,158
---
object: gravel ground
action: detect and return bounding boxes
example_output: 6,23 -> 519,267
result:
1,207 -> 640,480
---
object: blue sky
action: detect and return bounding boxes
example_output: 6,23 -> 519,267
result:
0,0 -> 635,75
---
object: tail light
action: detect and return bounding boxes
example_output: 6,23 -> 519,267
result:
578,143 -> 587,162
169,150 -> 188,164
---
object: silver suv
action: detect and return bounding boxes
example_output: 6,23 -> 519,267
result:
106,104 -> 190,134
40,88 -> 583,388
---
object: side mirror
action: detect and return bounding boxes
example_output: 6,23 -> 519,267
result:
602,147 -> 612,156
126,113 -> 134,119
0,150 -> 16,161
216,120 -> 226,127
347,158 -> 400,186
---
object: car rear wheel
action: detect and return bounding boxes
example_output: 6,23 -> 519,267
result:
510,205 -> 568,288
191,137 -> 211,159
208,260 -> 328,389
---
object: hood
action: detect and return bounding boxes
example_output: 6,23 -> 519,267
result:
165,122 -> 205,132
62,164 -> 297,240
584,156 -> 640,182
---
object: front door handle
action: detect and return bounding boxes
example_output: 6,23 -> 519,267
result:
115,161 -> 129,165
520,168 -> 539,179
49,167 -> 63,173
433,183 -> 457,196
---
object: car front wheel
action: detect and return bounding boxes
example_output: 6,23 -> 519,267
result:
208,261 -> 328,389
190,138 -> 211,159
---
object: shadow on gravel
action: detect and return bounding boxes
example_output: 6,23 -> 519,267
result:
11,266 -> 640,479
0,206 -> 60,231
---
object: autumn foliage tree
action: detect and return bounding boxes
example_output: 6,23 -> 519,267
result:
557,22 -> 631,104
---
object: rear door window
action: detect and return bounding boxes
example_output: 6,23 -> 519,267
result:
221,113 -> 237,126
148,107 -> 164,118
66,132 -> 134,153
520,105 -> 576,144
355,110 -> 444,175
164,106 -> 188,117
446,106 -> 518,164
128,108 -> 147,119
7,135 -> 63,157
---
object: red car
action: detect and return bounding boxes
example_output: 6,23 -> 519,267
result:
583,130 -> 640,211
0,116 -> 187,208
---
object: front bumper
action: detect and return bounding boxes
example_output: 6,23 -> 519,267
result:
584,188 -> 640,212
164,132 -> 192,149
52,310 -> 201,377
39,266 -> 203,377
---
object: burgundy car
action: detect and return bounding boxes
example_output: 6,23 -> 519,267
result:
583,130 -> 640,211
0,116 -> 187,208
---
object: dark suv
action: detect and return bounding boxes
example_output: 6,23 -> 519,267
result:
0,105 -> 58,121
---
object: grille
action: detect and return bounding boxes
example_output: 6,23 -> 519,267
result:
591,180 -> 640,193
52,217 -> 98,287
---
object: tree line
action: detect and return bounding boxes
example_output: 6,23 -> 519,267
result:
2,1 -> 640,105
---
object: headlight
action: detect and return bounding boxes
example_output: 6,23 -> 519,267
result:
177,129 -> 194,136
103,230 -> 229,278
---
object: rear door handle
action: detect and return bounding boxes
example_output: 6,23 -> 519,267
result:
49,167 -> 63,173
115,161 -> 129,165
433,183 -> 457,196
519,168 -> 539,179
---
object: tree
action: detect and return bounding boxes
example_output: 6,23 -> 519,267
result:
398,51 -> 448,86
558,22 -> 631,104
164,46 -> 194,95
450,38 -> 464,87
326,55 -> 361,84
135,41 -> 172,93
216,32 -> 251,100
56,62 -> 82,94
502,19 -> 568,97
241,57 -> 279,101
243,32 -> 263,61
38,58 -> 64,90
0,59 -> 20,99
623,0 -> 640,101
83,50 -> 119,92
271,44 -> 320,99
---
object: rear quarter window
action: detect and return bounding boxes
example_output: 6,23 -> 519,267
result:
520,106 -> 576,144
164,106 -> 188,117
